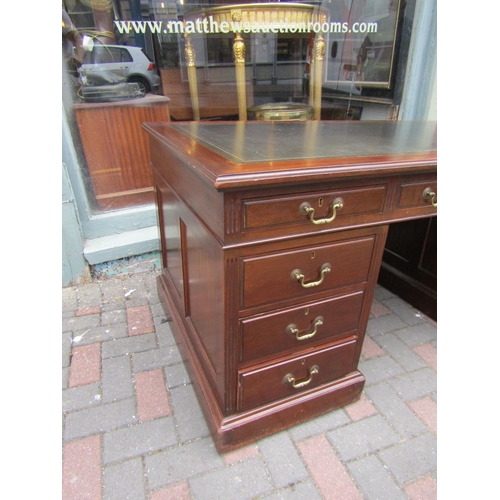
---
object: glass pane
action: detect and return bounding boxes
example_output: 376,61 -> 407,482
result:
62,0 -> 431,215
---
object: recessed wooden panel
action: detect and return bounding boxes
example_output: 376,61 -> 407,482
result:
240,290 -> 364,364
74,95 -> 170,210
398,179 -> 437,208
241,236 -> 375,309
244,186 -> 386,230
237,338 -> 358,411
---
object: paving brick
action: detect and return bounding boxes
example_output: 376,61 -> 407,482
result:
126,273 -> 151,293
103,458 -> 145,500
383,297 -> 426,326
74,323 -> 128,346
378,433 -> 437,485
326,414 -> 400,462
361,335 -> 385,359
347,455 -> 407,500
100,308 -> 127,326
388,367 -> 437,402
364,382 -> 427,438
408,396 -> 437,434
64,398 -> 137,441
62,367 -> 70,390
223,443 -> 259,466
154,319 -> 176,347
412,343 -> 437,371
164,362 -> 190,389
169,383 -> 210,442
63,382 -> 102,413
101,332 -> 156,359
358,355 -> 405,386
124,287 -> 150,307
150,481 -> 191,500
374,333 -> 428,372
147,288 -> 161,306
77,282 -> 102,308
62,333 -> 72,368
103,417 -> 177,464
100,279 -> 127,311
76,306 -> 102,317
366,314 -> 408,337
62,434 -> 102,500
259,480 -> 322,500
69,343 -> 101,388
297,434 -> 362,500
63,308 -> 76,319
135,368 -> 171,422
189,457 -> 273,500
127,305 -> 155,336
374,285 -> 395,301
370,299 -> 391,318
132,345 -> 182,372
258,432 -> 309,488
102,355 -> 134,403
151,301 -> 168,317
144,437 -> 224,490
288,408 -> 350,442
404,475 -> 437,500
394,323 -> 437,348
62,286 -> 78,312
63,313 -> 101,333
344,393 -> 378,421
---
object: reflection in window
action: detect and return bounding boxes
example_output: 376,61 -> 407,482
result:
62,0 -> 416,214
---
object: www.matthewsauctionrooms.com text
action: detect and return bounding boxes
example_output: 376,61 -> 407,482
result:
114,18 -> 378,35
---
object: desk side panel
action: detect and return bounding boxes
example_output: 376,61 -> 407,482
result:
153,166 -> 226,409
148,135 -> 225,242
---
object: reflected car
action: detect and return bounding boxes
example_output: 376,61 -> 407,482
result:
81,45 -> 161,94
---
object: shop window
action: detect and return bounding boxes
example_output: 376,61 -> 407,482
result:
62,0 -> 433,216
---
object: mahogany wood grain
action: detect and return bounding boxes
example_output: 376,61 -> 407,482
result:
74,95 -> 170,210
145,120 -> 437,452
237,337 -> 358,411
239,290 -> 364,364
241,234 -> 375,310
243,185 -> 386,230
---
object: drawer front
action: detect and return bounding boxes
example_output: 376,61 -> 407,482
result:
237,338 -> 357,411
243,186 -> 386,232
397,179 -> 438,209
240,291 -> 364,364
242,235 -> 375,309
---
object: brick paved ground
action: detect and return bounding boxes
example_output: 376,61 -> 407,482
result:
62,271 -> 437,500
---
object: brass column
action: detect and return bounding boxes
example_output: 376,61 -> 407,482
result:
232,13 -> 247,121
312,27 -> 325,120
185,34 -> 200,121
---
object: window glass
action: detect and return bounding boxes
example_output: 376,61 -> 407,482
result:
62,0 -> 433,215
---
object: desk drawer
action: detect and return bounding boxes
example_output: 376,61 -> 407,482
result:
237,338 -> 357,411
397,179 -> 438,209
240,291 -> 364,364
243,186 -> 386,232
242,235 -> 375,309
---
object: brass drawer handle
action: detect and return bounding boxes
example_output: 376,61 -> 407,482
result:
286,316 -> 324,341
291,263 -> 331,288
299,198 -> 344,225
283,365 -> 319,389
422,187 -> 437,207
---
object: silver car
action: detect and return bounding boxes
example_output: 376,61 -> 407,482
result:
81,45 -> 161,93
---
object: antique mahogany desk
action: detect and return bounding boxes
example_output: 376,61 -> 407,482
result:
143,120 -> 437,452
